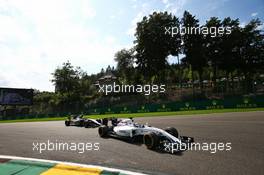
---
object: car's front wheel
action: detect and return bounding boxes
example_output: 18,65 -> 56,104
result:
164,127 -> 178,138
143,132 -> 159,150
65,121 -> 70,126
98,126 -> 109,137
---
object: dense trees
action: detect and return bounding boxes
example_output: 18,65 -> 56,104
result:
52,61 -> 81,93
134,12 -> 181,82
114,48 -> 135,84
33,11 -> 263,115
181,11 -> 207,90
115,11 -> 263,92
41,61 -> 97,113
238,19 -> 264,92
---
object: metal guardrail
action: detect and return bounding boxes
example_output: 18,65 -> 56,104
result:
1,96 -> 263,120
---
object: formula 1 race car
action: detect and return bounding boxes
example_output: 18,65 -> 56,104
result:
65,114 -> 103,128
98,118 -> 194,152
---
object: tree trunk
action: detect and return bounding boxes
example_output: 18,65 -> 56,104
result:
225,71 -> 229,95
191,68 -> 195,100
212,65 -> 217,93
198,69 -> 204,96
244,72 -> 253,94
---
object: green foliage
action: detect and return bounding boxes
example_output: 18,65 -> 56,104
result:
41,61 -> 98,113
29,11 -> 263,116
51,61 -> 80,93
114,48 -> 135,84
134,11 -> 181,81
181,11 -> 207,89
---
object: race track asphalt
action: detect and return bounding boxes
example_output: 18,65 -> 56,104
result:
0,111 -> 263,175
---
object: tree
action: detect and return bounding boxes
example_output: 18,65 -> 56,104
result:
181,11 -> 207,90
114,48 -> 135,83
238,19 -> 264,92
134,11 -> 181,82
51,61 -> 84,112
217,17 -> 241,93
204,17 -> 222,88
105,65 -> 112,73
51,61 -> 81,93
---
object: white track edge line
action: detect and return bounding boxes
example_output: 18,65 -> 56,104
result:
0,155 -> 147,175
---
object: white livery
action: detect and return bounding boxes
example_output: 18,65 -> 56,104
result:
98,118 -> 194,151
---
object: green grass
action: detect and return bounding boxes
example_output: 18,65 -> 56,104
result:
0,117 -> 66,123
0,107 -> 263,123
85,108 -> 264,119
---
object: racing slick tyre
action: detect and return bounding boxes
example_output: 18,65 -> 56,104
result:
84,121 -> 90,128
79,120 -> 85,127
65,121 -> 70,126
98,126 -> 109,137
143,132 -> 159,150
164,127 -> 178,138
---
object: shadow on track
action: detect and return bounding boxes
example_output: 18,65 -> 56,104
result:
100,135 -> 187,156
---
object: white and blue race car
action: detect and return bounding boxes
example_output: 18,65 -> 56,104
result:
65,114 -> 103,128
98,118 -> 194,152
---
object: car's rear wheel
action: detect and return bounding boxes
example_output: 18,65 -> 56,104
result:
143,132 -> 159,150
164,127 -> 178,138
98,126 -> 109,137
65,121 -> 70,126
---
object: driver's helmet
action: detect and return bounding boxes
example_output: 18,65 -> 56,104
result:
134,123 -> 144,128
111,118 -> 118,126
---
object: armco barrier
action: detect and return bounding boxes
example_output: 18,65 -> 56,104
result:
86,95 -> 264,115
1,96 -> 263,120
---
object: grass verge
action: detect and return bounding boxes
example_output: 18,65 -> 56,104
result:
0,107 -> 263,123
